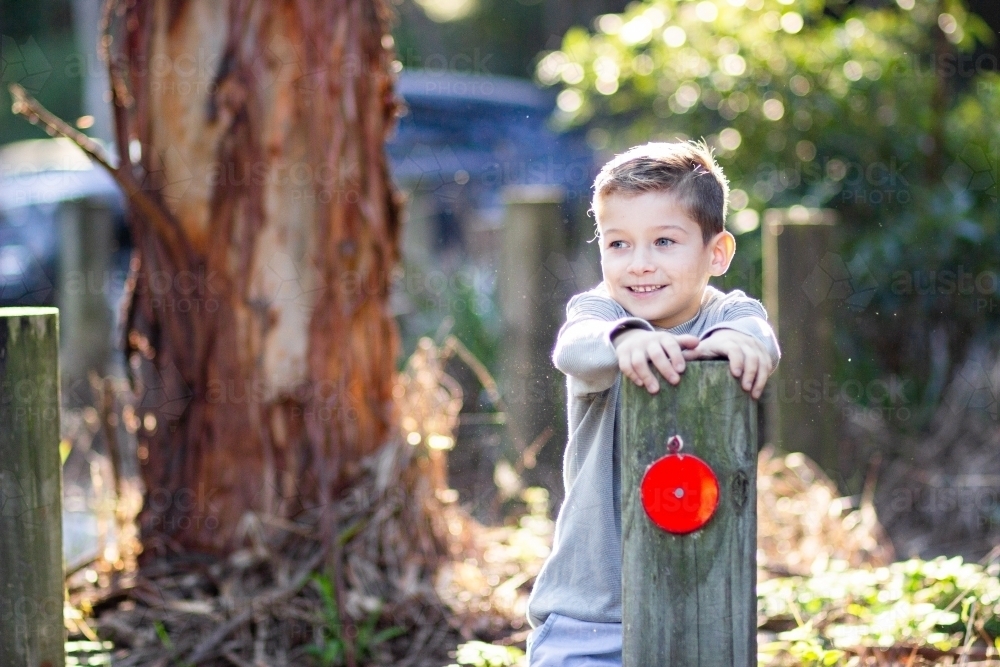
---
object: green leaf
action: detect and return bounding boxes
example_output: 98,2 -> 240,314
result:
153,621 -> 173,650
371,626 -> 406,645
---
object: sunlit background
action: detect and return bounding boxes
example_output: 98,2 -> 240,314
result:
2,4 -> 1000,655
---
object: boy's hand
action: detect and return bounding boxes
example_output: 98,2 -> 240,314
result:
682,329 -> 772,399
612,329 -> 700,393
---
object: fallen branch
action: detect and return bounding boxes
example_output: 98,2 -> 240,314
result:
185,546 -> 328,664
7,82 -> 191,271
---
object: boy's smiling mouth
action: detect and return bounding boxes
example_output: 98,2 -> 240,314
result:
627,284 -> 666,293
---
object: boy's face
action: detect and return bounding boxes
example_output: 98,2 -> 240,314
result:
595,190 -> 735,329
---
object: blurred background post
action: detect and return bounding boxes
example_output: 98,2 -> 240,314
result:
762,206 -> 839,479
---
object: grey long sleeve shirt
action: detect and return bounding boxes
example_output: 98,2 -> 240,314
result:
525,281 -> 780,628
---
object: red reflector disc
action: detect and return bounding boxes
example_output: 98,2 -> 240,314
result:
640,453 -> 719,534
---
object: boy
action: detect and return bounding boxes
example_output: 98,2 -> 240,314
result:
524,141 -> 780,666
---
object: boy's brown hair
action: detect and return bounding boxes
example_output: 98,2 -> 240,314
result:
591,140 -> 730,244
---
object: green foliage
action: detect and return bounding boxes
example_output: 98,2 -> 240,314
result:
65,640 -> 114,666
148,621 -> 195,667
538,0 -> 993,210
153,620 -> 173,650
1,33 -> 84,146
306,574 -> 406,667
392,0 -> 557,79
396,260 -> 501,376
758,556 -> 1000,665
537,0 -> 1000,425
445,640 -> 526,667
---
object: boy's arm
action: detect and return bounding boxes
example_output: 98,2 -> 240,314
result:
552,293 -> 653,395
699,297 -> 780,369
681,293 -> 780,399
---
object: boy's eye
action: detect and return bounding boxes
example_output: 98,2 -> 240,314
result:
609,240 -> 625,249
655,238 -> 675,246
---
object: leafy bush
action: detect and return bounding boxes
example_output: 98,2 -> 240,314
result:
758,556 -> 1000,665
306,574 -> 405,666
447,640 -> 526,667
537,0 -> 1000,428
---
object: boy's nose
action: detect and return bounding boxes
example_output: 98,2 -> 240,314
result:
628,250 -> 656,274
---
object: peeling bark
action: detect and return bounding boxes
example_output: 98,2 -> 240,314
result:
106,0 -> 403,554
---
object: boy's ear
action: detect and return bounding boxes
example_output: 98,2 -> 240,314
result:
708,230 -> 736,276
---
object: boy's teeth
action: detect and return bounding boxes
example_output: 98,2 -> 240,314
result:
630,285 -> 663,293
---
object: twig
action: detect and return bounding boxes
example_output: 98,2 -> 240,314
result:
96,614 -> 142,648
976,623 -> 997,656
7,83 -> 190,271
514,426 -> 553,475
185,546 -> 327,664
944,578 -> 987,614
959,601 -> 979,666
441,335 -> 508,413
396,623 -> 433,667
332,528 -> 357,667
8,83 -> 116,170
66,552 -> 102,579
259,514 -> 323,540
221,649 -> 255,667
861,452 -> 881,508
978,544 -> 1000,567
90,372 -> 122,501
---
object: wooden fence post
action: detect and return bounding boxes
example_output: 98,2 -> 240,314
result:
0,307 -> 65,667
497,185 -> 566,494
621,360 -> 756,667
761,206 -> 839,477
58,199 -> 113,402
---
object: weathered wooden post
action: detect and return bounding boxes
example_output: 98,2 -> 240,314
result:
761,206 -> 838,477
0,308 -> 65,667
497,184 -> 567,492
58,199 -> 114,403
621,360 -> 756,666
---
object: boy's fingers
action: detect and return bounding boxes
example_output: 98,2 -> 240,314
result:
649,343 -> 680,384
674,334 -> 700,349
620,358 -> 639,385
742,353 -> 759,392
630,349 -> 658,390
660,338 -> 686,375
645,344 -> 673,389
618,353 -> 636,381
681,344 -> 709,360
727,347 -> 745,378
752,356 -> 770,398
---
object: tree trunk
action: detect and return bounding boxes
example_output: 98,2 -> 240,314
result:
106,0 -> 403,554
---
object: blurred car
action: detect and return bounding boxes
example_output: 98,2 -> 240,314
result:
0,137 -> 128,307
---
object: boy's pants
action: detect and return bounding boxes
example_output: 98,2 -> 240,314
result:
526,612 -> 623,666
